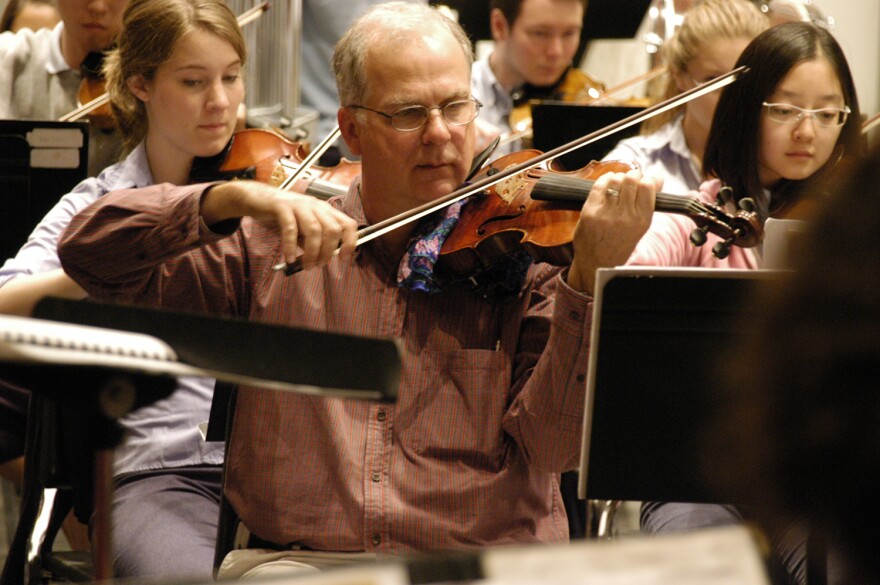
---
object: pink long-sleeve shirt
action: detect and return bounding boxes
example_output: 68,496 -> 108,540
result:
59,180 -> 594,553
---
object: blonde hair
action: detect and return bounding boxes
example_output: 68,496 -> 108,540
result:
642,0 -> 768,133
103,0 -> 246,153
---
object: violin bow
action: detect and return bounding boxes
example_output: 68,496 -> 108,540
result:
274,66 -> 746,274
236,1 -> 271,27
59,91 -> 110,123
276,126 -> 341,191
587,65 -> 669,106
60,1 -> 271,123
862,111 -> 880,134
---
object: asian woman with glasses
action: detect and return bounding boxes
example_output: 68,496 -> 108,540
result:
628,21 -> 865,585
603,0 -> 770,194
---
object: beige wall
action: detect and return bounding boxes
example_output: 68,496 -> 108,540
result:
830,0 -> 880,119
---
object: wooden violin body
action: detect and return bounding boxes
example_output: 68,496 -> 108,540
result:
440,152 -> 630,274
189,128 -> 357,199
271,140 -> 360,200
439,154 -> 763,278
75,75 -> 115,129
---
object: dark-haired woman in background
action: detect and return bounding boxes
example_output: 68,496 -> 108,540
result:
618,21 -> 865,585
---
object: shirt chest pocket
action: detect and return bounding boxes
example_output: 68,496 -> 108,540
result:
402,349 -> 510,470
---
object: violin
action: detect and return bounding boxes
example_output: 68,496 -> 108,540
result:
274,66 -> 753,276
188,128 -> 358,200
70,50 -> 115,129
438,153 -> 762,276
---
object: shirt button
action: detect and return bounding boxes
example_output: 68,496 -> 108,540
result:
371,472 -> 381,482
569,310 -> 580,320
377,410 -> 386,422
372,534 -> 381,546
576,374 -> 585,383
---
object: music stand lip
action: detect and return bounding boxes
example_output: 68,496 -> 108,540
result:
28,297 -> 402,403
0,300 -> 401,584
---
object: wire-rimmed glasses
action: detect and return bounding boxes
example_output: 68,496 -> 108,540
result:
348,98 -> 482,131
762,102 -> 851,127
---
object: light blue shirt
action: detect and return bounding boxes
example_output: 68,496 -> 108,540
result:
470,54 -> 520,155
0,143 -> 222,475
602,116 -> 702,195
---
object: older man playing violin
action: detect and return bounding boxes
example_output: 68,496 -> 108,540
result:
58,2 -> 656,577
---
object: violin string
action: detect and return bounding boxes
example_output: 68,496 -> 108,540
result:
273,67 -> 747,273
534,175 -> 718,218
367,69 -> 743,243
278,126 -> 341,191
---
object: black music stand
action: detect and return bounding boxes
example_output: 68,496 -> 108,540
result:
0,120 -> 89,261
29,298 -> 402,402
531,102 -> 644,171
0,365 -> 176,584
578,267 -> 773,503
576,267 -> 829,585
0,298 -> 401,584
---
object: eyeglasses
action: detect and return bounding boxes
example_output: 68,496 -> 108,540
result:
762,102 -> 851,127
347,98 -> 482,131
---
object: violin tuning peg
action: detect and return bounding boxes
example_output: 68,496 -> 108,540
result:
712,239 -> 732,259
738,197 -> 757,213
717,186 -> 734,206
689,226 -> 709,247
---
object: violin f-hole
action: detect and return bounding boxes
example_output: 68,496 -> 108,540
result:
475,208 -> 527,235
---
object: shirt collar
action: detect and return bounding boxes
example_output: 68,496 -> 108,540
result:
340,176 -> 369,228
472,56 -> 512,115
96,142 -> 155,190
45,22 -> 72,75
666,115 -> 693,161
127,142 -> 156,187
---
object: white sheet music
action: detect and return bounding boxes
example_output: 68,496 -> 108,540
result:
762,218 -> 807,270
480,526 -> 771,585
0,314 -> 391,401
0,314 -> 182,371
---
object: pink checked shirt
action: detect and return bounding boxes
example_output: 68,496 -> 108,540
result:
59,181 -> 594,553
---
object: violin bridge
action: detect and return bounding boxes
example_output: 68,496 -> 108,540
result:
495,174 -> 527,205
269,164 -> 287,187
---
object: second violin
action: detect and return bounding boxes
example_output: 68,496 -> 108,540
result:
188,128 -> 359,200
